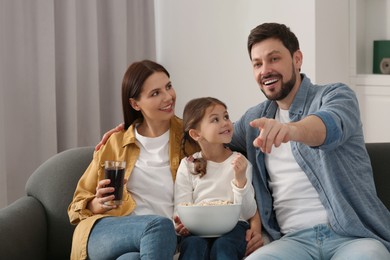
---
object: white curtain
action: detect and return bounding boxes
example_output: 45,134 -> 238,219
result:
0,0 -> 156,207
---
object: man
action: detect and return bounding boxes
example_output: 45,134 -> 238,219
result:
231,22 -> 390,259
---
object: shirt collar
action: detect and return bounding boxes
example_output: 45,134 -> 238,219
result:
289,74 -> 311,117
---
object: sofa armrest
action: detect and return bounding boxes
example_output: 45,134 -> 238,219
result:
0,196 -> 47,259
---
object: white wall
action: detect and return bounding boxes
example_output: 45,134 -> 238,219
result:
154,0 -> 317,121
315,0 -> 349,85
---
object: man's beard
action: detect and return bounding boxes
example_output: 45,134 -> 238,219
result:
261,65 -> 296,101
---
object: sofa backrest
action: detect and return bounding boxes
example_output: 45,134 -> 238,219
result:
26,146 -> 94,259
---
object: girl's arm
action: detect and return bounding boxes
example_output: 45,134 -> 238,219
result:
174,159 -> 194,207
173,158 -> 193,236
232,155 -> 257,220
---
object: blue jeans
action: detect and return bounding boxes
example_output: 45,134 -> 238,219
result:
246,224 -> 390,260
178,221 -> 249,260
87,215 -> 177,260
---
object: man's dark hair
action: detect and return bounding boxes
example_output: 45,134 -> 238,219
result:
247,23 -> 300,59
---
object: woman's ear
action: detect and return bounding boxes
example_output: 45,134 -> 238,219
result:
129,98 -> 140,111
188,129 -> 200,141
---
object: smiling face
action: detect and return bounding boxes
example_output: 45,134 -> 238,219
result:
192,104 -> 233,145
251,38 -> 302,108
130,71 -> 176,124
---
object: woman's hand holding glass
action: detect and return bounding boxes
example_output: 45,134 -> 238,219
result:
87,178 -> 127,214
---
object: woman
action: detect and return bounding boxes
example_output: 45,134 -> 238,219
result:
68,60 -> 195,260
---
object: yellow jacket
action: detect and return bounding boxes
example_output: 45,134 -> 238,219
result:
68,116 -> 194,260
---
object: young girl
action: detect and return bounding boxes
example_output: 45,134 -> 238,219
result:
174,97 -> 257,260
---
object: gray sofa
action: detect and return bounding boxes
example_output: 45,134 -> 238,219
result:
0,144 -> 389,259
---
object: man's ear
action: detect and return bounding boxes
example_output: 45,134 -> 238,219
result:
129,98 -> 140,111
294,50 -> 303,71
188,129 -> 200,141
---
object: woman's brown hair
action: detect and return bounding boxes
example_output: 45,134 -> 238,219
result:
122,60 -> 170,129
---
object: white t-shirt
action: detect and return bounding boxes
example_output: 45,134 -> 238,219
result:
265,108 -> 328,234
126,127 -> 174,219
175,151 -> 257,221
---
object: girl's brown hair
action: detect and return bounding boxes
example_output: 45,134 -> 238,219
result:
181,97 -> 227,177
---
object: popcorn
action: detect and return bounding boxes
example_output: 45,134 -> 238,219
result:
179,200 -> 233,206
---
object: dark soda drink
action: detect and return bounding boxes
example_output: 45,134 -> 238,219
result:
104,161 -> 126,205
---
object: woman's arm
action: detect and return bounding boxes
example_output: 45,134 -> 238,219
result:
68,150 -> 119,223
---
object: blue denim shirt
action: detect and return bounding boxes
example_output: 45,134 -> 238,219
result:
230,75 -> 390,250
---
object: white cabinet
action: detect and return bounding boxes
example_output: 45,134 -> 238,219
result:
350,0 -> 390,142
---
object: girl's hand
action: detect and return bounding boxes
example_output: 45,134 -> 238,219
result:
87,179 -> 118,214
173,215 -> 190,236
232,154 -> 247,188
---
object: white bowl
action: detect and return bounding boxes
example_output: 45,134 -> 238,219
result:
177,203 -> 241,237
